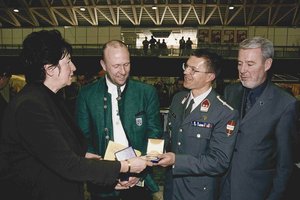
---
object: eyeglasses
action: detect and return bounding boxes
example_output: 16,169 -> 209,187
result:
182,63 -> 212,75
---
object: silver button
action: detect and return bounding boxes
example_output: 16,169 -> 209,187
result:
168,122 -> 171,125
197,134 -> 201,138
105,135 -> 110,140
104,97 -> 107,101
179,129 -> 183,132
104,105 -> 107,109
203,186 -> 207,190
178,142 -> 181,146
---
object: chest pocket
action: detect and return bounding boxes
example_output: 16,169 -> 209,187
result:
184,125 -> 213,156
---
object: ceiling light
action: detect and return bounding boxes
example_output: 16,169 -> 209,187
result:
152,6 -> 157,10
229,5 -> 234,10
80,7 -> 86,11
13,9 -> 19,13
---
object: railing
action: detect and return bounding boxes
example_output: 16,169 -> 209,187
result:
0,44 -> 299,59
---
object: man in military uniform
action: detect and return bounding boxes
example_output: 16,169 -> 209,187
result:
76,40 -> 163,200
155,49 -> 239,200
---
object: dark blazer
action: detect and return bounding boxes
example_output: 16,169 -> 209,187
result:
0,93 -> 7,137
164,89 -> 239,200
0,83 -> 121,200
220,81 -> 298,200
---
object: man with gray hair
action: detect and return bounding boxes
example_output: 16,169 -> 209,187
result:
219,37 -> 298,200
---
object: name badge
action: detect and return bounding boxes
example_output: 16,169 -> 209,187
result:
191,121 -> 213,128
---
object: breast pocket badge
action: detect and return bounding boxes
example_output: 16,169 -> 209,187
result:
136,117 -> 143,126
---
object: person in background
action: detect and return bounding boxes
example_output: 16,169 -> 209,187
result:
0,65 -> 12,137
0,30 -> 151,200
161,39 -> 168,56
155,49 -> 239,200
219,37 -> 298,200
179,36 -> 185,56
149,35 -> 157,55
185,37 -> 193,56
76,40 -> 163,200
142,37 -> 149,55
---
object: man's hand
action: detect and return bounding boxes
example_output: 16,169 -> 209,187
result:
154,152 -> 175,167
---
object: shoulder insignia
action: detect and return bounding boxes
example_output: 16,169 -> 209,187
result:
181,93 -> 190,104
217,96 -> 234,110
226,120 -> 236,136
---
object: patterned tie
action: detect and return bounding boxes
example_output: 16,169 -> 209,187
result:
184,99 -> 194,118
116,86 -> 122,101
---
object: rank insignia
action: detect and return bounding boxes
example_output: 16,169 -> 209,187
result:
136,117 -> 142,126
226,120 -> 236,136
200,99 -> 210,112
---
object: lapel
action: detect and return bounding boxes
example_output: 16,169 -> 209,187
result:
179,92 -> 191,122
242,81 -> 274,122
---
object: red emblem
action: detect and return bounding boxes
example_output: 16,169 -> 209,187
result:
200,99 -> 210,112
226,120 -> 236,136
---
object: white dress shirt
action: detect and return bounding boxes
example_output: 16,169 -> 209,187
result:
106,76 -> 128,147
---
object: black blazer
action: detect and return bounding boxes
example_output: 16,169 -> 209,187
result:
0,83 -> 120,200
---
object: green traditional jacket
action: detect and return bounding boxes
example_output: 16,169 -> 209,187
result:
76,77 -> 163,196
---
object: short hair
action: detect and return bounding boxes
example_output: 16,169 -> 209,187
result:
102,40 -> 129,62
190,49 -> 222,78
0,65 -> 12,78
21,30 -> 72,83
239,36 -> 274,60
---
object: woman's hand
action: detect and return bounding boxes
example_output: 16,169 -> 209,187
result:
120,157 -> 152,173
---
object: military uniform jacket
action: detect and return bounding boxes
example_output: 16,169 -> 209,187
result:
76,77 -> 163,194
221,81 -> 297,200
164,89 -> 239,200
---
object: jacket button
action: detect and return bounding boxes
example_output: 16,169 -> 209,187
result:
178,142 -> 181,146
197,134 -> 201,138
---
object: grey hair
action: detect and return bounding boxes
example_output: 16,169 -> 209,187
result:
239,36 -> 274,60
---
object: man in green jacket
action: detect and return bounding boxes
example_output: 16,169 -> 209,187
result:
76,40 -> 163,200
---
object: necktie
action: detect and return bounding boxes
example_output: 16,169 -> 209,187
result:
244,91 -> 253,116
116,86 -> 122,101
184,99 -> 194,118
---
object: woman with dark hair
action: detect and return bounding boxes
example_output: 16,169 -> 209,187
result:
0,30 -> 151,200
